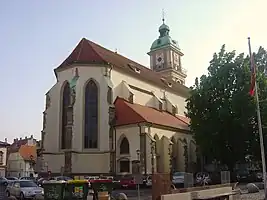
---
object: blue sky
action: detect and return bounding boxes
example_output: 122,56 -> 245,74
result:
0,0 -> 266,142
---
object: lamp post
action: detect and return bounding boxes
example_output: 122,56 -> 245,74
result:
136,149 -> 141,200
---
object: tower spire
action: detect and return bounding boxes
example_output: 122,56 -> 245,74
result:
162,9 -> 165,24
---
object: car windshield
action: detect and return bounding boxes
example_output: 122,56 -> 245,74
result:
173,172 -> 185,176
20,181 -> 38,187
7,177 -> 17,180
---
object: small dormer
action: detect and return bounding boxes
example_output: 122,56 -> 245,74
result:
160,94 -> 176,115
135,68 -> 140,74
117,81 -> 135,103
128,63 -> 141,74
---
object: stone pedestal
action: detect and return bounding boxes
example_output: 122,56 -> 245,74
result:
152,173 -> 171,200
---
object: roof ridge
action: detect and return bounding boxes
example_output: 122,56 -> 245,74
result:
85,38 -> 169,80
76,38 -> 86,61
85,38 -> 109,63
86,38 -> 143,67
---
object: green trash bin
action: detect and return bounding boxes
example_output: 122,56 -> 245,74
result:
43,181 -> 65,200
64,180 -> 89,200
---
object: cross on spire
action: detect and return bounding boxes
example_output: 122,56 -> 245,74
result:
162,9 -> 165,23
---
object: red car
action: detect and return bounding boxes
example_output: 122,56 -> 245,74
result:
120,176 -> 136,189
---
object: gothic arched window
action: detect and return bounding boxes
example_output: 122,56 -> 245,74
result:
120,137 -> 129,154
84,80 -> 99,149
0,151 -> 3,164
61,82 -> 71,149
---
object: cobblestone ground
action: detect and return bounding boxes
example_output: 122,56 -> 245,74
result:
240,190 -> 264,200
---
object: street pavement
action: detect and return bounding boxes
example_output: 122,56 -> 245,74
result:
86,183 -> 262,200
87,188 -> 152,200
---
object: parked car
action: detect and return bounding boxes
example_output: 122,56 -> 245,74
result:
6,180 -> 43,199
0,177 -> 8,185
6,177 -> 18,181
120,176 -> 136,189
19,177 -> 37,183
172,172 -> 185,188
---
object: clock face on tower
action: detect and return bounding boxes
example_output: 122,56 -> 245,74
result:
174,53 -> 179,64
156,53 -> 164,66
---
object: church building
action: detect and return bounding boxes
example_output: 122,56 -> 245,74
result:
42,19 -> 197,175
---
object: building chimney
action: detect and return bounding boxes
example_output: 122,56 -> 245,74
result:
5,138 -> 7,143
30,135 -> 33,139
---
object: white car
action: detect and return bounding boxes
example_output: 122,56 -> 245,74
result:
6,180 -> 43,199
172,172 -> 185,186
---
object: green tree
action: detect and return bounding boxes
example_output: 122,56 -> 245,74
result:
186,45 -> 267,170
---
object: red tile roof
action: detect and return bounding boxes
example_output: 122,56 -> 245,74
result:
19,145 -> 37,161
55,38 -> 189,97
176,115 -> 190,125
8,139 -> 28,153
57,38 -> 107,68
114,97 -> 189,130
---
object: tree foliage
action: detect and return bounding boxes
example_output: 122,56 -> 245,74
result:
186,45 -> 267,170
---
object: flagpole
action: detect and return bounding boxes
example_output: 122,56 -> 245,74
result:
248,37 -> 267,199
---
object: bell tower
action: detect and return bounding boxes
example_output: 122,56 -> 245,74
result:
147,15 -> 187,85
